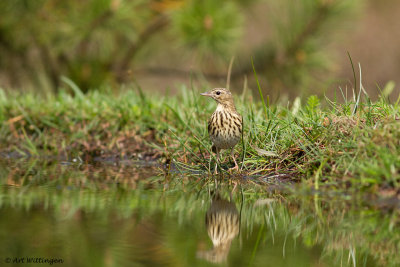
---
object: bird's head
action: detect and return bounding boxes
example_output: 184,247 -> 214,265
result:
200,88 -> 234,106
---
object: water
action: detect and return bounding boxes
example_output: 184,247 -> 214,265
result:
0,159 -> 398,266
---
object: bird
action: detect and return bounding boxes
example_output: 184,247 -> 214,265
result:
200,88 -> 242,174
197,192 -> 240,263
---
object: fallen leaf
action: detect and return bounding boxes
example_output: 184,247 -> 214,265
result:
252,146 -> 278,157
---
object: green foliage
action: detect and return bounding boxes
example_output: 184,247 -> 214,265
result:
0,0 -> 363,93
306,95 -> 320,113
1,82 -> 400,191
174,0 -> 243,57
249,0 -> 362,93
0,0 -> 154,91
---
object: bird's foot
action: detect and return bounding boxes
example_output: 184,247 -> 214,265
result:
228,165 -> 239,173
213,164 -> 218,175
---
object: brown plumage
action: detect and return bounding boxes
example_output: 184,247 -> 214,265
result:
201,88 -> 242,173
197,193 -> 240,263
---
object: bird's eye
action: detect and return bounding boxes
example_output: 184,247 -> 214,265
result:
216,91 -> 221,95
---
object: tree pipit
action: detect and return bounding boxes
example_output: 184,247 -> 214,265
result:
201,88 -> 242,174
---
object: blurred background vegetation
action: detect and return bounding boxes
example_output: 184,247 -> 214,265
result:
0,0 -> 398,98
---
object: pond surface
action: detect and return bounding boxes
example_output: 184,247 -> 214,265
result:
0,159 -> 399,267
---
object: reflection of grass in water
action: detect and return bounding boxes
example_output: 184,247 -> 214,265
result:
0,160 -> 399,266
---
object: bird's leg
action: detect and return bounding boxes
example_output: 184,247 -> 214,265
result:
214,148 -> 220,175
208,153 -> 212,174
228,147 -> 239,172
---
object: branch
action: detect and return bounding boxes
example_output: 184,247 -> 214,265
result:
113,14 -> 169,81
135,66 -> 226,80
286,4 -> 330,57
76,10 -> 113,56
135,60 -> 269,82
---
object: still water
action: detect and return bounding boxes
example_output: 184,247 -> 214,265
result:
0,159 -> 398,267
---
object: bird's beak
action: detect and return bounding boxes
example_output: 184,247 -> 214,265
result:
200,92 -> 212,97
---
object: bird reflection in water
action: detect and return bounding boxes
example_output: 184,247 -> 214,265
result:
197,191 -> 240,263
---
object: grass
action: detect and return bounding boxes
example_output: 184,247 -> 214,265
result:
1,79 -> 400,193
